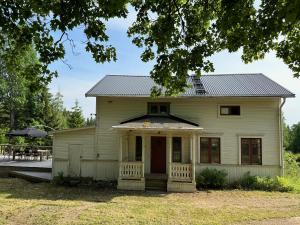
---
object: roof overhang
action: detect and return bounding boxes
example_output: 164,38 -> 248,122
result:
112,125 -> 203,132
52,126 -> 96,135
112,114 -> 202,132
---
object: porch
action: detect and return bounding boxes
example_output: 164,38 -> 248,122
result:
113,115 -> 202,192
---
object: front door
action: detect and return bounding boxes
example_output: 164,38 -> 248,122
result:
151,136 -> 166,173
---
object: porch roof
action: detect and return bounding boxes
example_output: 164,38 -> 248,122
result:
112,115 -> 203,131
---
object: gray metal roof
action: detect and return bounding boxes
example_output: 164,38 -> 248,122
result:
85,74 -> 295,98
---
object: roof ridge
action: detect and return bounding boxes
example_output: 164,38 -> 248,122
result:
104,73 -> 264,77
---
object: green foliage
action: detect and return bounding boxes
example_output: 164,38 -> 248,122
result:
283,121 -> 291,150
196,168 -> 228,189
1,2 -> 300,93
231,172 -> 294,192
0,128 -> 8,144
52,172 -> 94,187
284,152 -> 300,177
11,136 -> 26,145
67,100 -> 85,128
287,122 -> 300,153
86,116 -> 96,127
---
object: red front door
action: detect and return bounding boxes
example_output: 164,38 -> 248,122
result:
151,136 -> 166,173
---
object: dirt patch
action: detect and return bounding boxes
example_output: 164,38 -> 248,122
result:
243,216 -> 300,225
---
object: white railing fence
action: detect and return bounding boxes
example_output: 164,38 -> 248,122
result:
119,161 -> 143,180
170,163 -> 192,182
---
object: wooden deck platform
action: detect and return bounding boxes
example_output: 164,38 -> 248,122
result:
0,157 -> 52,177
9,171 -> 51,182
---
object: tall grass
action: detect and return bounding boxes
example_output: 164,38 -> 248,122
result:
284,152 -> 300,193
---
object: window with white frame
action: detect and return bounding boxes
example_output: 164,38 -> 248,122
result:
172,137 -> 182,162
220,105 -> 240,116
148,102 -> 170,115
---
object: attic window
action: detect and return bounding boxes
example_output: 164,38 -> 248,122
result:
220,106 -> 240,116
148,103 -> 170,115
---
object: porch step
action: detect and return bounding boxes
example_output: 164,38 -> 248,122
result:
145,173 -> 167,191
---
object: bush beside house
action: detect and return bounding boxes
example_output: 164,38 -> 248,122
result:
196,152 -> 300,192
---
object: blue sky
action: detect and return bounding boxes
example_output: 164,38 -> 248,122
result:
49,12 -> 300,125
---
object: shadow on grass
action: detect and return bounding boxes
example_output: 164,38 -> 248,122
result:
0,178 -> 170,203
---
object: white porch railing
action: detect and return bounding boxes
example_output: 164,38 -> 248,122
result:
119,161 -> 143,180
170,163 -> 192,182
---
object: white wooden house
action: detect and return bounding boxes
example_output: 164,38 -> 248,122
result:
52,74 -> 295,192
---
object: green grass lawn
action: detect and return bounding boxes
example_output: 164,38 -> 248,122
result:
0,178 -> 300,225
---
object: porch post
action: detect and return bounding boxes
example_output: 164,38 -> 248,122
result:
192,133 -> 196,184
119,135 -> 123,162
190,133 -> 196,183
167,134 -> 172,180
119,134 -> 123,179
142,134 -> 145,179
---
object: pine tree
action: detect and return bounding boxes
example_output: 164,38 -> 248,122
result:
67,100 -> 85,128
86,116 -> 96,126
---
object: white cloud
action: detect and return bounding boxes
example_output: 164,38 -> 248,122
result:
106,6 -> 137,31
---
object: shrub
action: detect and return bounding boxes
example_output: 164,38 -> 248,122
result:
284,152 -> 300,177
52,172 -> 93,187
231,172 -> 294,192
196,168 -> 228,189
52,171 -> 66,185
232,171 -> 256,189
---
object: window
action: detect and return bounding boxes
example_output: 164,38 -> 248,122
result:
220,106 -> 240,116
172,137 -> 182,162
241,138 -> 262,165
135,136 -> 142,161
200,137 -> 220,163
148,102 -> 170,115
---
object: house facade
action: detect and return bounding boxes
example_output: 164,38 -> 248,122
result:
52,74 -> 295,192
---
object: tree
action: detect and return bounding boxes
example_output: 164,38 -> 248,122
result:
283,122 -> 291,150
47,92 -> 69,130
86,116 -> 96,127
287,122 -> 300,153
0,44 -> 39,129
67,100 -> 85,128
0,1 -> 300,94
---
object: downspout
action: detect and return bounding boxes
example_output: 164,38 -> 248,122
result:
279,97 -> 286,176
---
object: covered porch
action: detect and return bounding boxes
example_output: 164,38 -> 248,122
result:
113,115 -> 202,192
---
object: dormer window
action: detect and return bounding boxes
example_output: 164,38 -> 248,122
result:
148,102 -> 170,115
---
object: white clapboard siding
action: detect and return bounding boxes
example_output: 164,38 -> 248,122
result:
52,127 -> 96,177
94,96 -> 280,180
53,96 -> 281,181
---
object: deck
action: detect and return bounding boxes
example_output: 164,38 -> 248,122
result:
0,156 -> 52,181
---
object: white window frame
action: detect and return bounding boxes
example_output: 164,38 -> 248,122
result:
217,104 -> 242,118
172,136 -> 184,163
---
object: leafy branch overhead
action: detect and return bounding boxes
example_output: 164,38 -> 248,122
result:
0,0 -> 300,94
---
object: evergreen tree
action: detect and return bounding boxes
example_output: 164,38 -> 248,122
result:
67,100 -> 85,128
86,116 -> 96,126
288,122 -> 300,153
48,92 -> 68,130
283,120 -> 291,150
